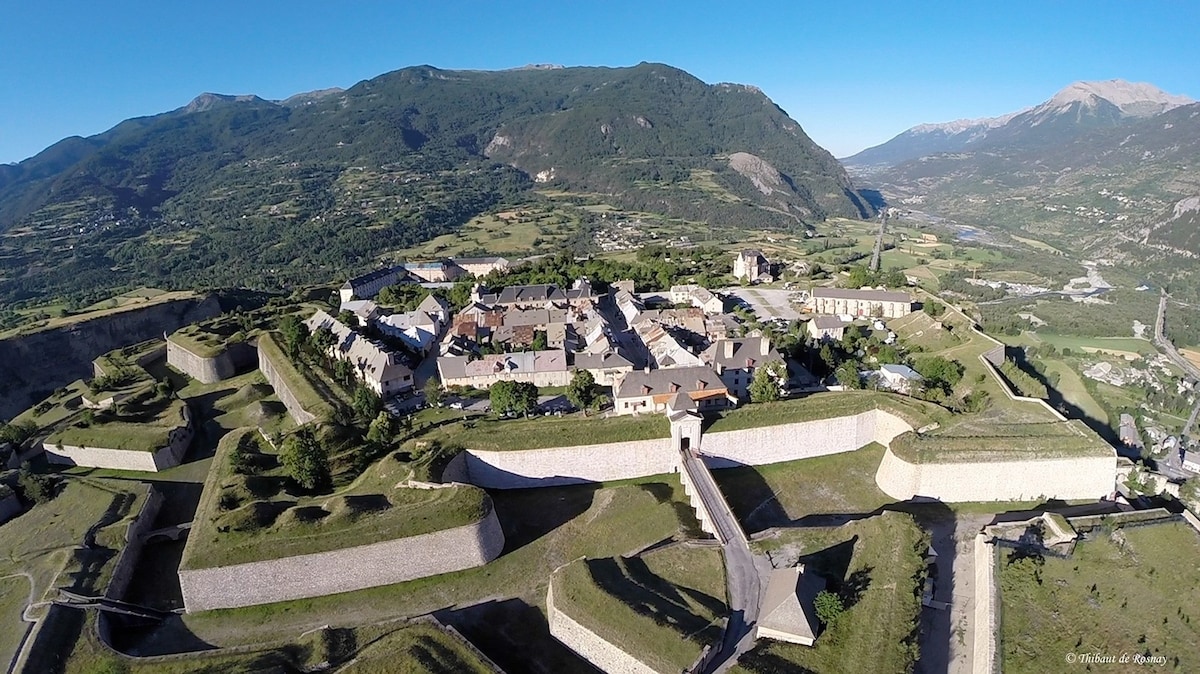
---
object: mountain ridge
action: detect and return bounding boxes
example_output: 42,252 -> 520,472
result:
0,62 -> 869,306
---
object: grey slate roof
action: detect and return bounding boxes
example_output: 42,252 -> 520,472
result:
496,284 -> 568,304
613,366 -> 725,399
812,287 -> 911,303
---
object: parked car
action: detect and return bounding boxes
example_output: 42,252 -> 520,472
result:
448,401 -> 465,410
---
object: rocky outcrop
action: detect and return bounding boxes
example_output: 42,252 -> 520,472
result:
0,295 -> 221,419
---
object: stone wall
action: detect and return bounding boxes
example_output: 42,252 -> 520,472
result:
0,294 -> 221,420
454,439 -> 678,489
699,410 -> 912,468
973,534 -> 997,674
257,340 -> 317,425
104,485 -> 164,601
167,338 -> 256,384
874,446 -> 1116,502
179,504 -> 505,612
43,405 -> 193,472
547,574 -> 661,674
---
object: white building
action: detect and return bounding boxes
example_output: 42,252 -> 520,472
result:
733,250 -> 771,283
340,267 -> 404,303
809,288 -> 912,319
305,310 -> 414,397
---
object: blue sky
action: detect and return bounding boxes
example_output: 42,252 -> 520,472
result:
2,1 -> 1197,163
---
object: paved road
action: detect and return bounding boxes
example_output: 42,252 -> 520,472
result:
1155,290 -> 1200,381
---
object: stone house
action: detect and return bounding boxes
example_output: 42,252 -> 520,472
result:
612,366 -> 732,416
305,310 -> 414,397
876,363 -> 923,394
700,336 -> 786,401
669,284 -> 725,314
807,316 -> 848,342
437,349 -> 571,389
809,287 -> 912,319
756,565 -> 825,646
340,266 -> 405,303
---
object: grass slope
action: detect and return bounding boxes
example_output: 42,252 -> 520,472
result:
1000,521 -> 1200,673
552,543 -> 727,673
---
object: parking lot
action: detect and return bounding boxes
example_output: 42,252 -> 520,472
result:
721,287 -> 806,321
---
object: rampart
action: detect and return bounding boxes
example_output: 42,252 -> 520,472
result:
699,410 -> 913,468
448,439 -> 678,489
547,572 -> 662,674
43,404 -> 194,472
874,446 -> 1116,502
179,502 -> 505,612
256,338 -> 317,425
167,338 -> 256,384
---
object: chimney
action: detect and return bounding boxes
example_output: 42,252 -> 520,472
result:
670,382 -> 680,393
723,341 -> 734,359
642,384 -> 652,396
696,379 -> 707,390
643,366 -> 651,374
760,336 -> 770,356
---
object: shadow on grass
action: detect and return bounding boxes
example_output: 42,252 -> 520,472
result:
585,556 -> 724,644
490,482 -> 599,554
437,598 -> 601,674
637,481 -> 706,538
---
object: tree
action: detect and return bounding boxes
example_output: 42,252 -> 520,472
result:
279,314 -> 309,358
424,377 -> 444,407
749,361 -> 788,403
531,330 -> 548,351
814,590 -> 844,626
279,429 -> 330,491
333,358 -> 355,387
366,411 -> 394,445
337,310 -> 358,328
913,355 -> 964,393
16,463 -> 55,504
0,420 -> 38,446
923,301 -> 945,318
490,380 -> 539,417
836,361 -> 863,389
566,369 -> 596,409
309,325 -> 336,356
352,385 -> 382,421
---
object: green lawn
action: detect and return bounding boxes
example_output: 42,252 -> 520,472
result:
182,428 -> 490,569
182,475 -> 700,647
1003,331 -> 1157,357
1040,359 -> 1108,424
1000,521 -> 1200,673
0,477 -> 147,671
48,395 -> 188,452
552,543 -> 727,673
256,332 -> 334,420
418,412 -> 669,451
705,392 -> 943,435
736,512 -> 927,674
713,444 -> 895,531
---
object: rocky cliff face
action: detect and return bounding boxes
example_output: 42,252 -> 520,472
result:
0,295 -> 221,419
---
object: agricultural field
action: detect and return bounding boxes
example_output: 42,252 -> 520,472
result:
395,204 -> 583,259
1000,521 -> 1200,673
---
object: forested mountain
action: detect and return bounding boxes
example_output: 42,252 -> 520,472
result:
0,63 -> 868,306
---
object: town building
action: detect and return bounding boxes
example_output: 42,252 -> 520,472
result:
876,363 -> 923,394
403,260 -> 457,283
701,336 -> 786,401
669,284 -> 725,314
808,288 -> 913,319
340,266 -> 405,303
305,310 -> 414,397
452,256 -> 510,278
807,316 -> 848,342
1183,448 -> 1200,474
437,350 -> 570,389
756,565 -> 825,647
733,249 -> 771,283
612,366 -> 732,416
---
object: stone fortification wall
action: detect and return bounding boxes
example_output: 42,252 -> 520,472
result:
454,439 -> 677,489
0,294 -> 221,420
94,342 -> 166,379
700,410 -> 912,468
167,339 -> 256,384
874,446 -> 1116,502
547,575 -> 661,674
43,405 -> 193,472
179,505 -> 505,612
104,486 -> 164,601
257,340 -> 317,425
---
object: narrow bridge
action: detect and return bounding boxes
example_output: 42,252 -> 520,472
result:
678,449 -> 762,673
54,589 -> 180,620
140,521 -> 192,543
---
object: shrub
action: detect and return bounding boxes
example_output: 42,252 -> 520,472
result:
17,463 -> 55,504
